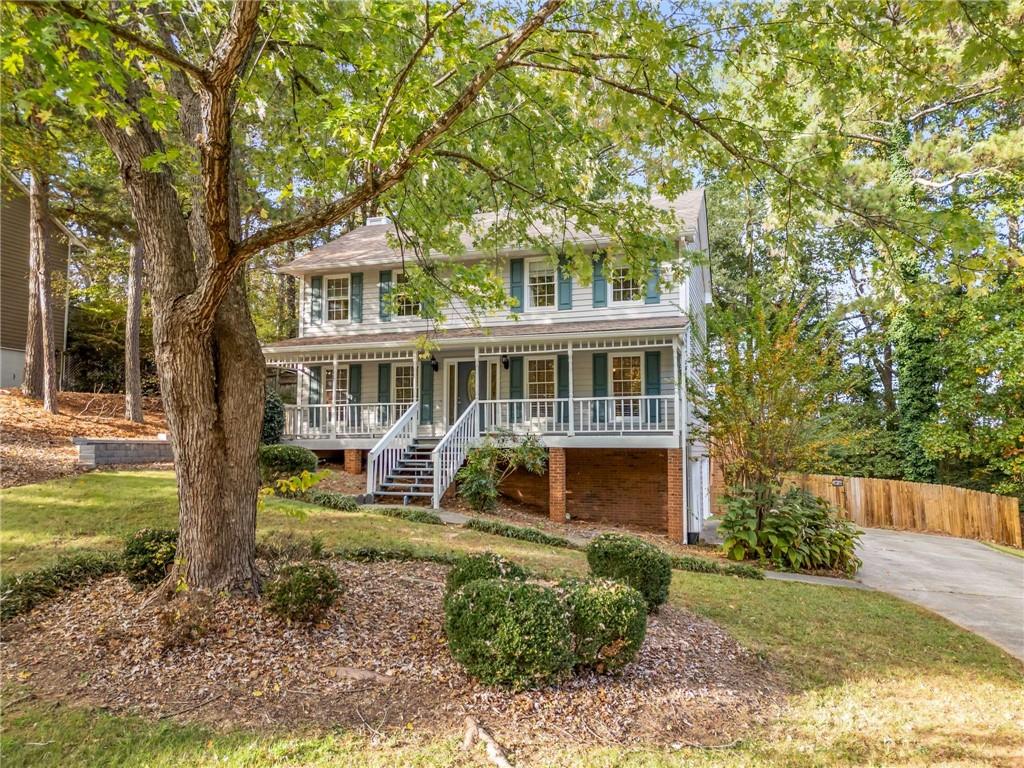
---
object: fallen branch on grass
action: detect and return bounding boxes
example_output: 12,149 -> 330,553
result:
463,715 -> 514,768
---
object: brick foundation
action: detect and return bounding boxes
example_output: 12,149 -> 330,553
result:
499,466 -> 549,509
548,448 -> 566,522
343,449 -> 363,474
666,448 -> 685,542
564,448 -> 670,532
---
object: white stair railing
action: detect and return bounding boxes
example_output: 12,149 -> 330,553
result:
367,401 -> 419,497
431,401 -> 481,508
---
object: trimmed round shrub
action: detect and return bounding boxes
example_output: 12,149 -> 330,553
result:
123,528 -> 178,587
264,562 -> 341,622
560,577 -> 648,672
261,388 -> 286,444
444,553 -> 528,600
259,444 -> 318,482
585,533 -> 672,612
444,579 -> 574,689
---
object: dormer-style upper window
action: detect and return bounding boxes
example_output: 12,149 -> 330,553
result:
326,276 -> 350,321
528,261 -> 556,309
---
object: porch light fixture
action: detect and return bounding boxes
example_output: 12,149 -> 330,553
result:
500,354 -> 510,370
430,355 -> 439,372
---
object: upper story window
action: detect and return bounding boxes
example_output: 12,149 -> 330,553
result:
326,276 -> 350,321
609,265 -> 643,303
528,261 -> 556,309
394,272 -> 420,317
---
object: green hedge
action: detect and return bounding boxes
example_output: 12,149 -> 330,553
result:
444,579 -> 574,689
261,389 -> 285,444
560,577 -> 648,672
444,553 -> 528,600
463,518 -> 578,549
264,562 -> 342,622
123,528 -> 178,587
0,552 -> 122,620
333,545 -> 461,566
370,506 -> 444,525
671,554 -> 764,580
586,533 -> 672,612
301,488 -> 359,511
258,444 -> 318,481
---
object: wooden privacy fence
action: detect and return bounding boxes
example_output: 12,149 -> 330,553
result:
787,474 -> 1022,548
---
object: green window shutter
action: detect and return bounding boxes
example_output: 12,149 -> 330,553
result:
557,256 -> 572,310
419,360 -> 434,423
592,352 -> 608,423
308,366 -> 322,404
310,276 -> 323,324
557,354 -> 569,424
350,272 -> 363,322
377,363 -> 391,403
378,270 -> 392,321
645,262 -> 661,304
509,259 -> 524,310
509,357 -> 524,398
592,254 -> 607,308
644,350 -> 661,423
348,364 -> 362,402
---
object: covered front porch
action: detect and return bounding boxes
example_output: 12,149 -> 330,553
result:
264,327 -> 687,450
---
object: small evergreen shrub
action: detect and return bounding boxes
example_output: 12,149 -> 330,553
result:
560,578 -> 648,672
0,552 -> 121,620
720,487 -> 863,576
302,488 -> 359,511
670,554 -> 764,580
258,444 -> 318,482
264,562 -> 342,622
261,388 -> 286,444
371,506 -> 444,525
444,579 -> 574,689
123,528 -> 178,587
586,533 -> 672,612
464,518 -> 578,549
157,589 -> 215,649
444,552 -> 528,599
256,531 -> 327,563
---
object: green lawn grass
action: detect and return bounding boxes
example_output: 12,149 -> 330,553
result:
984,541 -> 1024,559
2,470 -> 1022,767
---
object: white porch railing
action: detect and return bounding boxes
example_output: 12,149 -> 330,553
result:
283,403 -> 408,439
431,400 -> 481,508
367,402 -> 419,496
479,395 -> 676,435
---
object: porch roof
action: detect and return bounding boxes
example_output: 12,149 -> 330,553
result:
263,316 -> 686,357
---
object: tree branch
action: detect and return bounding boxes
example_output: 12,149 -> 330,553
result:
14,0 -> 210,85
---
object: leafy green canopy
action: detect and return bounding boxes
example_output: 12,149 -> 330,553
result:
4,0 -> 1020,317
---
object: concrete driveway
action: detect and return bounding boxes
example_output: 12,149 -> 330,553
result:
856,528 -> 1024,661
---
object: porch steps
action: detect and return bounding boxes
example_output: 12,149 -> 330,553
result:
371,438 -> 445,505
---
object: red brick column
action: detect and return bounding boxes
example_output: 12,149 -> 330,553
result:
549,448 -> 566,522
666,448 -> 685,543
344,449 -> 363,475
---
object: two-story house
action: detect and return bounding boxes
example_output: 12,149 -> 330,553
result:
263,189 -> 711,543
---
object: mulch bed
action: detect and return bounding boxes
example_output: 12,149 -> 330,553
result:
0,388 -> 167,488
0,559 -> 783,751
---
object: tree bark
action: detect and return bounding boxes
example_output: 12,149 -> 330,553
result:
27,168 -> 59,414
21,238 -> 43,397
124,237 -> 144,422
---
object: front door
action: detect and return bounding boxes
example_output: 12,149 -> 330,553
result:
449,360 -> 487,424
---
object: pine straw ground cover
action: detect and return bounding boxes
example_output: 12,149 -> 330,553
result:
0,559 -> 782,751
0,389 -> 167,488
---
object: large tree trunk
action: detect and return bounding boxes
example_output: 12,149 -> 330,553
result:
27,169 -> 59,414
124,237 -> 144,422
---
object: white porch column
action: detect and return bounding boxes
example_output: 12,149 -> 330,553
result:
331,355 -> 338,439
567,342 -> 575,436
672,338 -> 681,436
473,346 -> 480,401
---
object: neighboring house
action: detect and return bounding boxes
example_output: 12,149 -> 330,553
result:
0,173 -> 81,388
263,190 -> 711,542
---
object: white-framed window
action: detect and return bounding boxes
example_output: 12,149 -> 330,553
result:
325,276 -> 350,321
322,366 -> 349,405
394,272 -> 420,317
394,364 -> 415,404
609,264 -> 643,303
611,354 -> 642,417
527,260 -> 556,309
527,358 -> 556,399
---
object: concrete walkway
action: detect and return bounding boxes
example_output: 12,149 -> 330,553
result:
856,528 -> 1024,661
